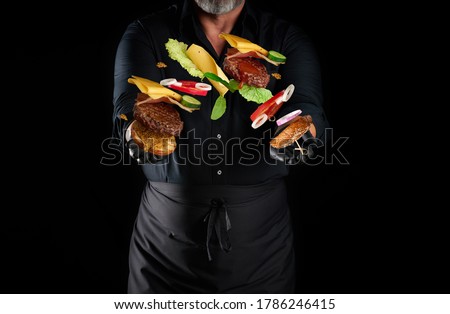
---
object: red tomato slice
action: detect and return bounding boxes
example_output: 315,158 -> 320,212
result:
176,80 -> 210,90
168,84 -> 208,96
250,90 -> 285,122
250,85 -> 295,126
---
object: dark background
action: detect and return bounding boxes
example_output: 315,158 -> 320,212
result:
3,1 -> 447,294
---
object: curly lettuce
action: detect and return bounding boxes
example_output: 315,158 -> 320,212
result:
165,39 -> 204,78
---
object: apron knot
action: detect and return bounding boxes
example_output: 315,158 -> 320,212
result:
203,198 -> 232,261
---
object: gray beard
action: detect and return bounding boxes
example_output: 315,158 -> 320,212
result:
193,0 -> 244,15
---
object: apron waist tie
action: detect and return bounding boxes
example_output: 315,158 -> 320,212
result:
203,198 -> 232,261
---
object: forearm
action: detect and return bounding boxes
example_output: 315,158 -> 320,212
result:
277,26 -> 329,140
112,21 -> 159,142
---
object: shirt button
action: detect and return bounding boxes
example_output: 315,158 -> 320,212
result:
217,133 -> 222,139
217,170 -> 222,175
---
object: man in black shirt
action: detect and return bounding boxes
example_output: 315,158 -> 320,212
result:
113,0 -> 329,293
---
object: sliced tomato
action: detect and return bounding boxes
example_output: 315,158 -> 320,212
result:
250,90 -> 285,122
167,84 -> 208,96
249,84 -> 295,129
177,80 -> 212,91
160,78 -> 212,96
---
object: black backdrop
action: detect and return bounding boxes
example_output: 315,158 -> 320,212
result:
3,0 -> 447,294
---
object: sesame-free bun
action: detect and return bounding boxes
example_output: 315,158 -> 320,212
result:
270,115 -> 312,149
130,120 -> 177,156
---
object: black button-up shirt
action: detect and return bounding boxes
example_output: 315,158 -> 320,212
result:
113,0 -> 328,185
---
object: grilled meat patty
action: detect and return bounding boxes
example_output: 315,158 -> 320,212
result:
223,57 -> 270,88
133,93 -> 183,136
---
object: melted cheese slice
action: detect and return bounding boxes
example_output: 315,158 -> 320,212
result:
128,75 -> 182,102
219,33 -> 268,56
186,44 -> 229,97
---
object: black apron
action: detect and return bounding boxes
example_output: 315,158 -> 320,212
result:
128,179 -> 295,293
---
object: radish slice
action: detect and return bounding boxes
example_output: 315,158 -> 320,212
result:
276,109 -> 302,126
195,82 -> 212,91
281,84 -> 295,102
160,78 -> 177,86
251,114 -> 268,129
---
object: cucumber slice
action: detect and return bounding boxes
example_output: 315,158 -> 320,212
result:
268,50 -> 286,63
181,95 -> 201,108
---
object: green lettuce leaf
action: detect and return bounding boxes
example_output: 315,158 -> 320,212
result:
238,85 -> 273,104
211,96 -> 226,120
165,39 -> 204,78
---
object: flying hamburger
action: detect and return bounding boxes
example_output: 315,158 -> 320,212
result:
219,32 -> 285,90
165,34 -> 286,120
204,33 -> 286,106
126,75 -> 201,156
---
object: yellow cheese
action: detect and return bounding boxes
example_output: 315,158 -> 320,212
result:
128,75 -> 182,101
186,44 -> 229,97
219,33 -> 268,56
